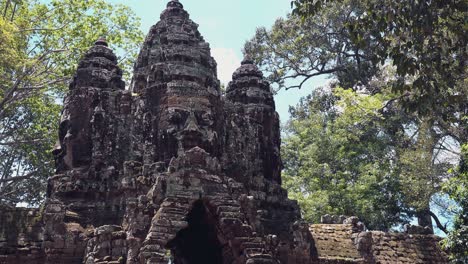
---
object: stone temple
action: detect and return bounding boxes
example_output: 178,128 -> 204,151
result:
0,1 -> 449,263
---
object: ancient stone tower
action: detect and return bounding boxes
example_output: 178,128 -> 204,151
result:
42,1 -> 310,263
0,1 -> 449,264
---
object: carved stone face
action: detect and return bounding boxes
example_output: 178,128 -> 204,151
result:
157,95 -> 219,162
52,98 -> 93,172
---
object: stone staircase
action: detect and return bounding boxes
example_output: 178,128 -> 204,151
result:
213,197 -> 276,264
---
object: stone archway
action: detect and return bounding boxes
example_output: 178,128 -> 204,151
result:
166,200 -> 224,264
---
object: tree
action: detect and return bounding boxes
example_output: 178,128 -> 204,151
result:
282,85 -> 408,230
397,117 -> 454,232
244,0 -> 464,233
282,80 -> 458,232
290,0 -> 467,140
288,0 -> 466,239
442,144 -> 468,262
244,0 -> 463,229
0,0 -> 143,206
244,0 -> 381,92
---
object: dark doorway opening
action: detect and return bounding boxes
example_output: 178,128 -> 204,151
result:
166,200 -> 223,264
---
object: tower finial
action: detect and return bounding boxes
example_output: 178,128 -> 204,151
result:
95,36 -> 108,47
241,54 -> 254,65
167,0 -> 183,8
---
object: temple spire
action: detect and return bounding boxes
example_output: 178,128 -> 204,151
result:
167,0 -> 183,8
94,36 -> 108,47
241,54 -> 254,65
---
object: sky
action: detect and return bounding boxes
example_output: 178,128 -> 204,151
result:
112,0 -> 328,123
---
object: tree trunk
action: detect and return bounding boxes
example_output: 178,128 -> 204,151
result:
3,0 -> 11,19
417,205 -> 433,234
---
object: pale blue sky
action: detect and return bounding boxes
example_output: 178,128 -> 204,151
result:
112,0 -> 328,123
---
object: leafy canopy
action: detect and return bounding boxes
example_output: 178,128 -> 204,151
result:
245,0 -> 380,92
282,86 -> 408,230
245,0 -> 465,237
290,0 -> 467,116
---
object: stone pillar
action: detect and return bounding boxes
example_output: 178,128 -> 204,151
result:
43,38 -> 129,263
224,56 -> 282,187
130,0 -> 222,166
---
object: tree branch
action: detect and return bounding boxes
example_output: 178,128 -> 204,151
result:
0,173 -> 34,184
0,138 -> 48,146
285,67 -> 342,90
428,210 -> 448,234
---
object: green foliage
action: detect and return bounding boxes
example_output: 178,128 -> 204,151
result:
0,94 -> 61,205
282,86 -> 407,230
290,0 -> 467,117
398,119 -> 451,212
282,78 -> 461,232
0,0 -> 143,206
442,144 -> 468,262
244,0 -> 380,92
0,17 -> 23,74
290,0 -> 342,18
270,0 -> 466,236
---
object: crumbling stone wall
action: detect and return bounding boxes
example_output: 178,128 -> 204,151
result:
0,206 -> 44,263
358,231 -> 447,264
309,216 -> 448,264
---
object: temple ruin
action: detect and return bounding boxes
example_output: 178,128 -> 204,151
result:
0,1 -> 448,263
